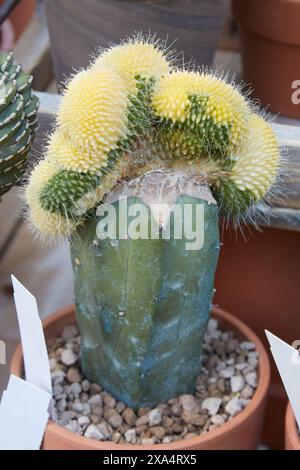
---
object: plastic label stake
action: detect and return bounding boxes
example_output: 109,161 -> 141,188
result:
11,275 -> 54,418
0,375 -> 51,450
265,329 -> 300,429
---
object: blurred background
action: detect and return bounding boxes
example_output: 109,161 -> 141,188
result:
0,0 -> 299,449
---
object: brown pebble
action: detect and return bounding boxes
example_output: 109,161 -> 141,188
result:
101,391 -> 116,408
116,402 -> 126,414
90,383 -> 102,395
66,367 -> 82,383
135,414 -> 149,427
187,424 -> 197,432
140,431 -> 151,440
135,424 -> 147,435
80,393 -> 89,403
91,405 -> 103,417
104,408 -> 122,429
173,423 -> 184,434
90,414 -> 101,425
119,423 -> 130,434
97,421 -> 113,439
182,413 -> 207,426
149,426 -> 166,440
122,408 -> 137,427
167,398 -> 178,405
241,384 -> 254,399
138,407 -> 150,417
112,432 -> 121,444
162,416 -> 173,428
171,404 -> 181,417
217,379 -> 226,393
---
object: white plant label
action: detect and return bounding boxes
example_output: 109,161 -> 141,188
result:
0,375 -> 51,450
265,329 -> 300,429
11,275 -> 54,418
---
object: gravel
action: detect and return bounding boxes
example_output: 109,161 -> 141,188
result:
48,318 -> 259,445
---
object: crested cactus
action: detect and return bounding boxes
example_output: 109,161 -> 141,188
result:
25,37 -> 281,408
0,52 -> 39,198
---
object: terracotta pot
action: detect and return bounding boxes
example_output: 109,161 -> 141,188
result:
11,305 -> 270,450
0,19 -> 14,51
44,0 -> 227,85
233,0 -> 300,118
215,227 -> 300,449
0,0 -> 36,41
285,403 -> 300,450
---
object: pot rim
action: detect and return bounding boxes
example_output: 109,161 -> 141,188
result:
233,0 -> 300,47
11,305 -> 270,450
285,402 -> 300,450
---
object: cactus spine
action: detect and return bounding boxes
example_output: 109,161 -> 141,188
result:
25,37 -> 281,407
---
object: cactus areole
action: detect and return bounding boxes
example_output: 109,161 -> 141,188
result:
26,37 -> 281,408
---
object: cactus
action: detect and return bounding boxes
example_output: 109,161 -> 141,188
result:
25,37 -> 281,407
0,52 -> 38,198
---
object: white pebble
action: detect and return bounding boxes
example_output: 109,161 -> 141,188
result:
245,371 -> 257,388
60,411 -> 77,422
57,398 -> 67,412
207,318 -> 218,332
49,358 -> 57,371
98,421 -> 112,440
230,375 -> 245,393
72,402 -> 84,413
220,366 -> 234,379
84,424 -> 104,440
81,380 -> 90,392
70,383 -> 82,395
51,370 -> 65,385
65,421 -> 79,433
61,349 -> 77,366
240,341 -> 256,351
83,403 -> 91,415
210,414 -> 225,426
201,397 -> 222,416
88,394 -> 102,407
216,361 -> 226,372
240,398 -> 250,407
141,438 -> 155,445
53,384 -> 63,397
226,358 -> 235,366
225,397 -> 242,416
179,395 -> 200,414
124,429 -> 137,444
78,416 -> 90,426
148,409 -> 162,426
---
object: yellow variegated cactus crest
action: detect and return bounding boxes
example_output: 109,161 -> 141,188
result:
25,36 -> 281,238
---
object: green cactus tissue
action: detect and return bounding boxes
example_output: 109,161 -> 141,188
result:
25,37 -> 281,408
0,52 -> 39,198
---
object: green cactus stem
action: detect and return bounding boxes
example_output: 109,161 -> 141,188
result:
0,52 -> 39,198
71,170 -> 220,408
